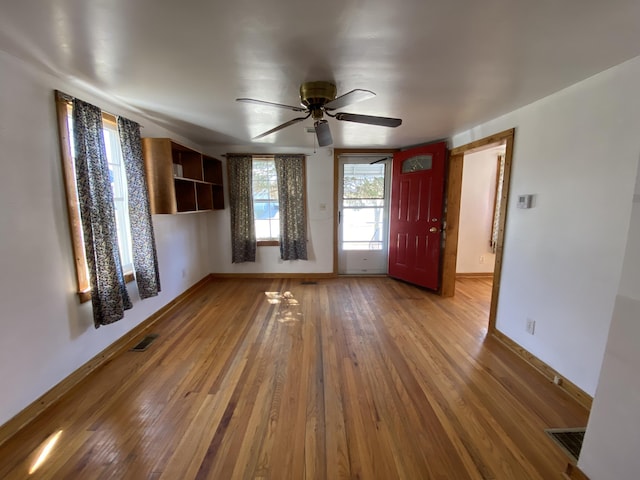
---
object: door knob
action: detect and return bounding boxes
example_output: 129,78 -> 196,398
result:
429,227 -> 438,233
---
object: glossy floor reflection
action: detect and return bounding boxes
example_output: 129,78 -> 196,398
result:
265,291 -> 303,323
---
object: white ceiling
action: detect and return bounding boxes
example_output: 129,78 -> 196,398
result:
1,0 -> 639,149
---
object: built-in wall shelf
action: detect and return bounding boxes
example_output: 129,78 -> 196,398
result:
141,138 -> 224,214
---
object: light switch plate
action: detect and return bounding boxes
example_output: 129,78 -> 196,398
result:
517,194 -> 533,209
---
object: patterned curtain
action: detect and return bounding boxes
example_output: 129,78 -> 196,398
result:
227,155 -> 256,262
117,117 -> 161,299
490,154 -> 506,253
275,154 -> 308,260
73,99 -> 132,328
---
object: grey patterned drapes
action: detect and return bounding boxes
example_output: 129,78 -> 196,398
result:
275,155 -> 308,261
490,154 -> 505,254
117,117 -> 161,299
228,155 -> 256,262
73,99 -> 132,328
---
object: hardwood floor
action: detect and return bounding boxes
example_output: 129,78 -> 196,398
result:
0,277 -> 589,479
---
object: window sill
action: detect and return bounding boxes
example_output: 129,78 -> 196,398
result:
77,271 -> 136,304
257,240 -> 280,247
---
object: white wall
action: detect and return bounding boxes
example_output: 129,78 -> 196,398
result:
452,55 -> 640,395
578,163 -> 640,480
456,147 -> 500,273
0,50 -> 213,427
205,147 -> 335,274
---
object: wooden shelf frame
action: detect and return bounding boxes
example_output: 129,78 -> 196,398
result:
142,138 -> 224,214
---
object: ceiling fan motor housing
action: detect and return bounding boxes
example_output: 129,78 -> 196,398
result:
300,81 -> 337,119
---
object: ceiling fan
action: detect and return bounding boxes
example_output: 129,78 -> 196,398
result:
236,81 -> 402,147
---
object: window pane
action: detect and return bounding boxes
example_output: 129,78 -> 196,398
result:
252,160 -> 278,201
401,154 -> 433,173
102,123 -> 133,272
342,207 -> 385,244
254,201 -> 279,220
343,163 -> 385,199
252,159 -> 279,241
255,219 -> 271,240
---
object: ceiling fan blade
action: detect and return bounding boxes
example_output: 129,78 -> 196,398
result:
334,112 -> 402,127
314,119 -> 333,147
324,89 -> 376,111
236,97 -> 307,112
253,113 -> 311,140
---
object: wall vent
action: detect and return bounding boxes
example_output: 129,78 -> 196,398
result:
131,334 -> 159,352
545,427 -> 585,462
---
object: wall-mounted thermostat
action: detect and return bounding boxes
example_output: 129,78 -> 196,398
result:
517,194 -> 534,209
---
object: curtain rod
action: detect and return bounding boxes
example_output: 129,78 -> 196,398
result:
222,153 -> 308,157
54,90 -> 144,128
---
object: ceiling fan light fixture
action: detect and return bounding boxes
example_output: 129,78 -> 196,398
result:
314,119 -> 333,147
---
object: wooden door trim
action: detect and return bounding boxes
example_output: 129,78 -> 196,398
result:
333,148 -> 398,275
564,463 -> 591,480
441,128 -> 515,335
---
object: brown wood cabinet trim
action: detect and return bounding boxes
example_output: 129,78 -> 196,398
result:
143,138 -> 224,213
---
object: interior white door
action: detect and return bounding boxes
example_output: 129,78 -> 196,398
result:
338,155 -> 391,275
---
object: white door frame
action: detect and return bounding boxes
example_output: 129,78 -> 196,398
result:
333,149 -> 397,274
338,155 -> 392,275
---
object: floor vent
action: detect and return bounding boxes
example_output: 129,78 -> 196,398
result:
545,427 -> 586,462
131,334 -> 159,352
301,281 -> 318,285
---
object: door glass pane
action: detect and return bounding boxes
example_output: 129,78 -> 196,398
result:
343,164 -> 385,199
401,154 -> 433,173
343,199 -> 384,208
342,207 -> 384,250
342,163 -> 387,252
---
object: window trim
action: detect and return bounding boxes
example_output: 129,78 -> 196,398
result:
257,240 -> 280,247
55,91 -> 134,303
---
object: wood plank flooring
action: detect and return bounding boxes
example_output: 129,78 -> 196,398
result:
0,277 -> 589,479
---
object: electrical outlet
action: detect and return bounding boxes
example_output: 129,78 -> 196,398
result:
526,318 -> 536,335
479,255 -> 485,264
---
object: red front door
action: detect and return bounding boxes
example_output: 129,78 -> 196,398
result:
388,142 -> 447,290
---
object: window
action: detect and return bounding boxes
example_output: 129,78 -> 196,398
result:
252,158 -> 280,245
228,153 -> 307,262
56,94 -> 134,302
